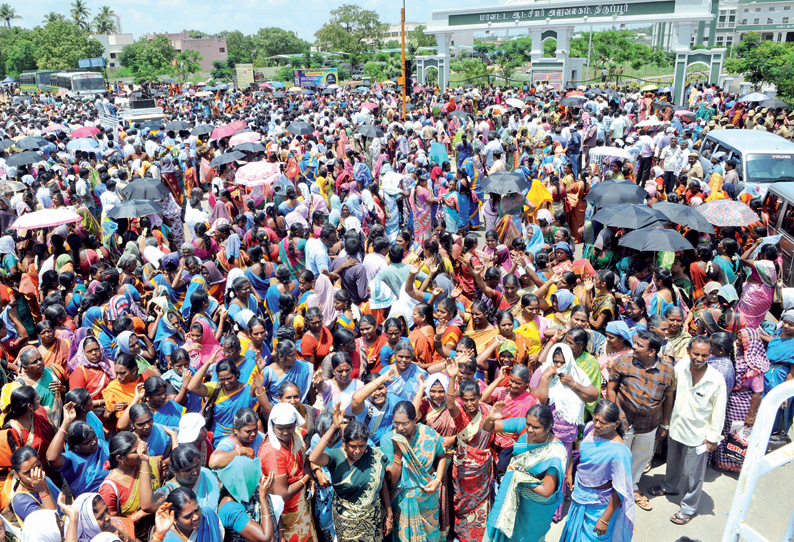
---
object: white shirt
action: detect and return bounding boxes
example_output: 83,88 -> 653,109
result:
669,363 -> 727,447
100,189 -> 121,214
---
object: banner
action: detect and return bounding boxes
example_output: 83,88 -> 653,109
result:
236,63 -> 255,88
293,68 -> 338,88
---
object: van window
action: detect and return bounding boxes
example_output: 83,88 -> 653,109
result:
746,153 -> 794,183
764,192 -> 783,228
700,138 -> 716,160
780,203 -> 794,238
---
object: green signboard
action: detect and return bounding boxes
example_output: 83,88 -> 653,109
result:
448,1 -> 676,25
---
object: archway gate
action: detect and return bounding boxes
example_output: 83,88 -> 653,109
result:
422,0 -> 724,105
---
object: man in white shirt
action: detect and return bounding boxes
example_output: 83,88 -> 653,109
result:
659,137 -> 679,194
99,178 -> 121,214
648,336 -> 726,524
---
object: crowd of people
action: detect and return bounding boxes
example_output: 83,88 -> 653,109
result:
0,78 -> 789,542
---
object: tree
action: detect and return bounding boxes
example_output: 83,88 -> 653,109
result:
253,27 -> 308,62
209,59 -> 235,82
544,39 -> 557,58
408,25 -> 436,48
450,57 -> 489,81
0,4 -> 20,28
314,4 -> 386,68
175,50 -> 202,81
31,20 -> 104,69
92,6 -> 120,34
70,0 -> 90,30
569,30 -> 671,71
42,12 -> 66,25
118,35 -> 177,83
492,50 -> 521,82
726,33 -> 794,101
219,30 -> 255,64
4,39 -> 37,77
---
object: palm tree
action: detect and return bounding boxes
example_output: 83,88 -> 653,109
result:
0,3 -> 21,28
70,0 -> 90,30
42,12 -> 66,25
92,5 -> 120,34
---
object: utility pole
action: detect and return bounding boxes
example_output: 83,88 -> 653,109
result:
586,23 -> 593,82
401,0 -> 407,120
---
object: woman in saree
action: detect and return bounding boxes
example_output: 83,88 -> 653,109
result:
102,354 -> 144,429
46,400 -> 109,496
596,321 -> 634,388
258,402 -> 317,542
444,362 -> 493,542
278,223 -> 307,283
208,408 -> 265,470
531,342 -> 599,521
413,373 -> 455,538
560,400 -> 635,542
259,339 -> 314,404
584,269 -> 617,333
308,405 -> 393,542
381,401 -> 446,542
465,299 -> 500,359
693,284 -> 745,336
515,294 -> 556,367
7,446 -> 61,527
482,403 -> 568,542
409,175 -> 437,242
68,336 -> 115,405
82,306 -> 115,359
201,261 -> 227,302
98,432 -> 161,540
380,169 -> 405,243
737,242 -> 780,329
153,487 -> 224,542
379,340 -> 428,402
152,308 -> 186,370
712,328 -> 768,472
153,444 -> 221,511
184,321 -> 222,371
432,297 -> 465,359
12,346 -> 64,428
314,352 -> 363,412
114,331 -> 159,379
36,321 -> 70,374
117,376 -> 184,433
159,155 -> 183,205
187,357 -> 266,446
3,385 -> 55,472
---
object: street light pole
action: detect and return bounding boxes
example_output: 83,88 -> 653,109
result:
586,22 -> 593,82
401,0 -> 407,120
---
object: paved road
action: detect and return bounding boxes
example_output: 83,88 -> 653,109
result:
544,440 -> 794,542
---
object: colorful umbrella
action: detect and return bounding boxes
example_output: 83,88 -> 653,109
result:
71,126 -> 100,139
697,200 -> 759,227
42,124 -> 69,134
640,84 -> 659,92
210,124 -> 238,140
229,132 -> 261,146
235,161 -> 281,187
565,90 -> 585,97
674,110 -> 696,122
361,102 -> 378,110
10,208 -> 83,230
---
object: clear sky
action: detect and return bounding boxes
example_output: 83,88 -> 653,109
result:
16,0 -> 494,40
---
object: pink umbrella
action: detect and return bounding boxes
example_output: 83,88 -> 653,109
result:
361,102 -> 378,110
42,124 -> 69,133
195,82 -> 206,87
11,208 -> 83,230
195,91 -> 213,98
229,132 -> 261,146
211,124 -> 237,140
71,126 -> 100,139
235,161 -> 281,187
259,82 -> 272,88
229,120 -> 247,132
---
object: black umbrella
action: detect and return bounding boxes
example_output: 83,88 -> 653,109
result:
286,122 -> 312,136
588,88 -> 604,95
301,89 -> 315,95
5,151 -> 41,167
321,89 -> 335,95
406,103 -> 416,112
107,200 -> 163,219
650,202 -> 713,233
14,137 -> 48,150
234,142 -> 266,153
652,100 -> 674,109
120,179 -> 170,200
760,98 -> 788,110
165,120 -> 191,131
559,97 -> 586,108
586,180 -> 647,206
191,124 -> 214,136
0,140 -> 15,151
603,89 -> 620,99
447,110 -> 470,120
210,151 -> 245,167
480,172 -> 529,195
273,92 -> 286,99
592,204 -> 666,230
356,125 -> 384,138
618,227 -> 694,252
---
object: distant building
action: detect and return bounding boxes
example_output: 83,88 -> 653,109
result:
652,0 -> 794,49
385,22 -> 422,40
88,33 -> 135,69
146,33 -> 228,71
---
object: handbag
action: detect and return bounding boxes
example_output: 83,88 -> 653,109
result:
725,422 -> 752,464
200,383 -> 222,431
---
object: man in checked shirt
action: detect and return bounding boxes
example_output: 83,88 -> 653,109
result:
607,329 -> 676,513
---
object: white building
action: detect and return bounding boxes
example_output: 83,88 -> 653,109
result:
652,0 -> 794,48
89,33 -> 135,69
385,22 -> 422,40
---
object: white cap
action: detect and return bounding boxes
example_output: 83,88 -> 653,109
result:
177,413 -> 205,445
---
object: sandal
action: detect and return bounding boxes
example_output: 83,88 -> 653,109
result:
634,493 -> 653,511
671,512 -> 695,525
648,485 -> 678,497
